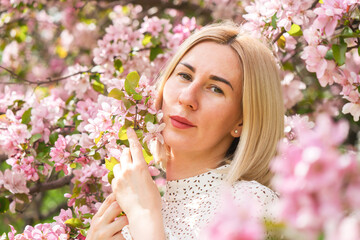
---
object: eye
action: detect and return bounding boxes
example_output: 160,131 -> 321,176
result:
178,72 -> 192,81
210,85 -> 224,94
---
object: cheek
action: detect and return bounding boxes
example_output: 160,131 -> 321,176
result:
162,79 -> 177,107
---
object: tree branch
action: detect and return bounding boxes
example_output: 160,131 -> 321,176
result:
272,29 -> 286,44
310,0 -> 320,10
0,65 -> 100,86
29,174 -> 73,194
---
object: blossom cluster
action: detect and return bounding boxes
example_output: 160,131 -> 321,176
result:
243,0 -> 360,119
93,5 -> 198,86
272,114 -> 360,239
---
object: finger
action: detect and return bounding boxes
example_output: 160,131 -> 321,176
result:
102,201 -> 123,223
127,127 -> 146,166
108,216 -> 128,236
111,232 -> 126,240
95,193 -> 116,218
119,147 -> 132,167
113,163 -> 121,179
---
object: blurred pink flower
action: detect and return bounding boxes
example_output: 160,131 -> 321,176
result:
272,114 -> 359,237
201,188 -> 264,240
281,72 -> 306,109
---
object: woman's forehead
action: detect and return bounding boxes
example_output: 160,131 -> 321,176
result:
177,41 -> 242,87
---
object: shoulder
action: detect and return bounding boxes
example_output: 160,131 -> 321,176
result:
231,180 -> 279,219
232,180 -> 278,203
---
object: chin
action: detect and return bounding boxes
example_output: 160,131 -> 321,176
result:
163,130 -> 193,150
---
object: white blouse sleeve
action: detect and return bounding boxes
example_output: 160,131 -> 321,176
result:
121,225 -> 132,240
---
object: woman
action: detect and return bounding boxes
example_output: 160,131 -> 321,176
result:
87,21 -> 284,239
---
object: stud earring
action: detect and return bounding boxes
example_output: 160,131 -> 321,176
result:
235,130 -> 238,134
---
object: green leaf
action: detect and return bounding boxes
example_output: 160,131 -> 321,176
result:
75,145 -> 82,151
56,117 -> 66,128
282,62 -> 294,71
135,129 -> 143,139
21,108 -> 32,124
36,142 -> 51,160
133,93 -> 143,101
71,151 -> 81,157
143,149 -> 153,164
114,59 -> 124,73
0,197 -> 10,213
65,218 -> 84,228
91,78 -> 105,94
49,132 -> 59,145
65,94 -> 75,105
325,49 -> 334,60
341,26 -> 354,38
105,157 -> 119,171
332,42 -> 347,66
30,133 -> 42,145
150,37 -> 161,46
288,24 -> 302,36
108,170 -> 115,184
150,46 -> 164,61
144,113 -> 155,123
93,152 -> 101,160
94,131 -> 103,145
358,45 -> 360,57
125,71 -> 140,95
70,162 -> 77,168
108,88 -> 125,100
271,14 -> 278,29
317,232 -> 325,240
142,34 -> 152,46
122,98 -> 133,109
118,128 -> 128,140
277,35 -> 286,49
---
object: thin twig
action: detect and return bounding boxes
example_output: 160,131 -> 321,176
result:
0,65 -> 100,86
272,29 -> 286,44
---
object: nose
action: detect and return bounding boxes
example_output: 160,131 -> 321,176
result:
178,82 -> 199,111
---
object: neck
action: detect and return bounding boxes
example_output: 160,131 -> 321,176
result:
166,150 -> 224,181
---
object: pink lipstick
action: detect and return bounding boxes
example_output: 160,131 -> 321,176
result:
170,115 -> 196,129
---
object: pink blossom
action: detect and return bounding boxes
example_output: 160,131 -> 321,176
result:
50,135 -> 71,175
141,16 -> 170,38
272,114 -> 358,236
84,118 -> 102,140
148,165 -> 160,176
53,208 -> 73,227
64,64 -> 92,99
327,216 -> 360,240
342,102 -> 360,121
1,41 -> 22,69
201,188 -> 264,240
313,0 -> 350,36
301,45 -> 329,79
281,72 -> 306,109
0,169 -> 29,194
143,122 -> 166,144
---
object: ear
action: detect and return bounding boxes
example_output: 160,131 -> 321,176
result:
230,121 -> 243,138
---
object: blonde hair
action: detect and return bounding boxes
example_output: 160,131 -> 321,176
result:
155,22 -> 284,187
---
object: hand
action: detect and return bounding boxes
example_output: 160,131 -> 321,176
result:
86,193 -> 129,240
111,127 -> 165,240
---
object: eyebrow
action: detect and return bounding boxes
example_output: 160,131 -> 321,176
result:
179,62 -> 234,90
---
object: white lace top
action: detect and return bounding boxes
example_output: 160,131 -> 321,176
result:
122,164 -> 278,239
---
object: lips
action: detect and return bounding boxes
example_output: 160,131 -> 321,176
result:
169,115 -> 196,129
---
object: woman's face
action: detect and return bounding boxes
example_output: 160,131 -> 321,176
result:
161,41 -> 243,157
